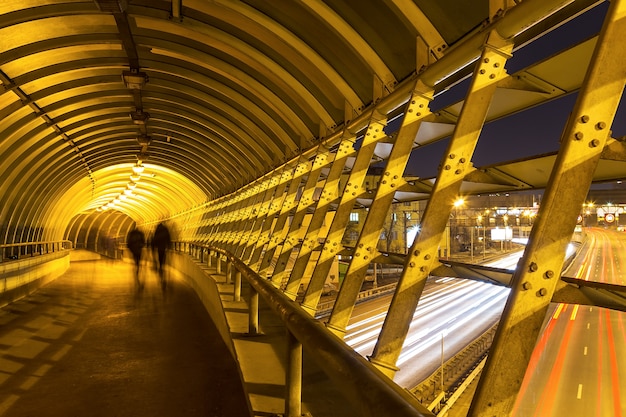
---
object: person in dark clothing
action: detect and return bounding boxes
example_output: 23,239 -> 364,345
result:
151,222 -> 172,287
127,228 -> 145,286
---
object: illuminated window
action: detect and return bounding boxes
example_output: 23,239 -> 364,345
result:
350,212 -> 359,222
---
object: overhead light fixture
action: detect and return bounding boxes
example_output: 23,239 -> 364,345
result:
128,181 -> 137,190
119,194 -> 128,201
132,163 -> 145,174
122,70 -> 148,90
124,188 -> 133,196
137,152 -> 150,161
137,135 -> 152,146
130,174 -> 141,182
130,110 -> 150,125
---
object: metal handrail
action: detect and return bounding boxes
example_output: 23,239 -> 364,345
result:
180,242 -> 434,417
0,240 -> 73,263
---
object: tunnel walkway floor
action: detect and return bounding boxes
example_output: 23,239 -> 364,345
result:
0,251 -> 251,417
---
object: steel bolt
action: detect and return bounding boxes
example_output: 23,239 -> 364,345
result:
529,262 -> 538,272
522,282 -> 532,290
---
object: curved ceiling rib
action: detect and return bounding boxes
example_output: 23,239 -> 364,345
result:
134,16 -> 336,131
4,0 -> 564,245
300,0 -> 396,91
180,0 -> 363,119
385,0 -> 448,60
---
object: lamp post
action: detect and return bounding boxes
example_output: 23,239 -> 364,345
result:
453,198 -> 465,259
503,214 -> 509,252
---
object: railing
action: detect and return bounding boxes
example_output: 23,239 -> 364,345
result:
175,241 -> 435,417
0,240 -> 73,263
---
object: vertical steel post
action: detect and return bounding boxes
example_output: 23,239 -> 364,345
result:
285,330 -> 303,417
234,270 -> 242,302
249,289 -> 260,335
226,259 -> 233,284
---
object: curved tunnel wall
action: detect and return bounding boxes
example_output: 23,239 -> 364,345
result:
0,1 -> 611,250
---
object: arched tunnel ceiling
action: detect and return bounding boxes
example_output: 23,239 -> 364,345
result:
0,0 -> 607,242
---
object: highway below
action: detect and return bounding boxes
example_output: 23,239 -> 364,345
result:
344,268 -> 510,388
512,228 -> 626,417
342,228 -> 625,416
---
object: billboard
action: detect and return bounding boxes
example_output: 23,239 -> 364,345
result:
491,227 -> 512,241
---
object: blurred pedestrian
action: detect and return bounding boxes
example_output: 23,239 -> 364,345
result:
127,227 -> 145,286
152,222 -> 171,288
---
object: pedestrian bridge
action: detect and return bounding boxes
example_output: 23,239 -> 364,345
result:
2,1 -> 626,416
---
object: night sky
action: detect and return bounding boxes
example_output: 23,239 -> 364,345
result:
402,2 -> 626,179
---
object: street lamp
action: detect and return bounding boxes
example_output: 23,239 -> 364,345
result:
452,198 -> 465,258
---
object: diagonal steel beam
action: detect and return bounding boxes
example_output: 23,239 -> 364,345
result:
236,169 -> 289,262
269,147 -> 334,288
278,130 -> 359,299
298,112 -> 388,310
368,30 -> 514,377
257,157 -> 312,278
325,79 -> 434,337
247,165 -> 298,271
469,2 -> 626,415
230,177 -> 276,258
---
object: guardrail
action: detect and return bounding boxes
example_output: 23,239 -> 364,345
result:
175,241 -> 435,417
0,240 -> 73,263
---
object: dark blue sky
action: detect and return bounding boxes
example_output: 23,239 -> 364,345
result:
402,2 -> 626,178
